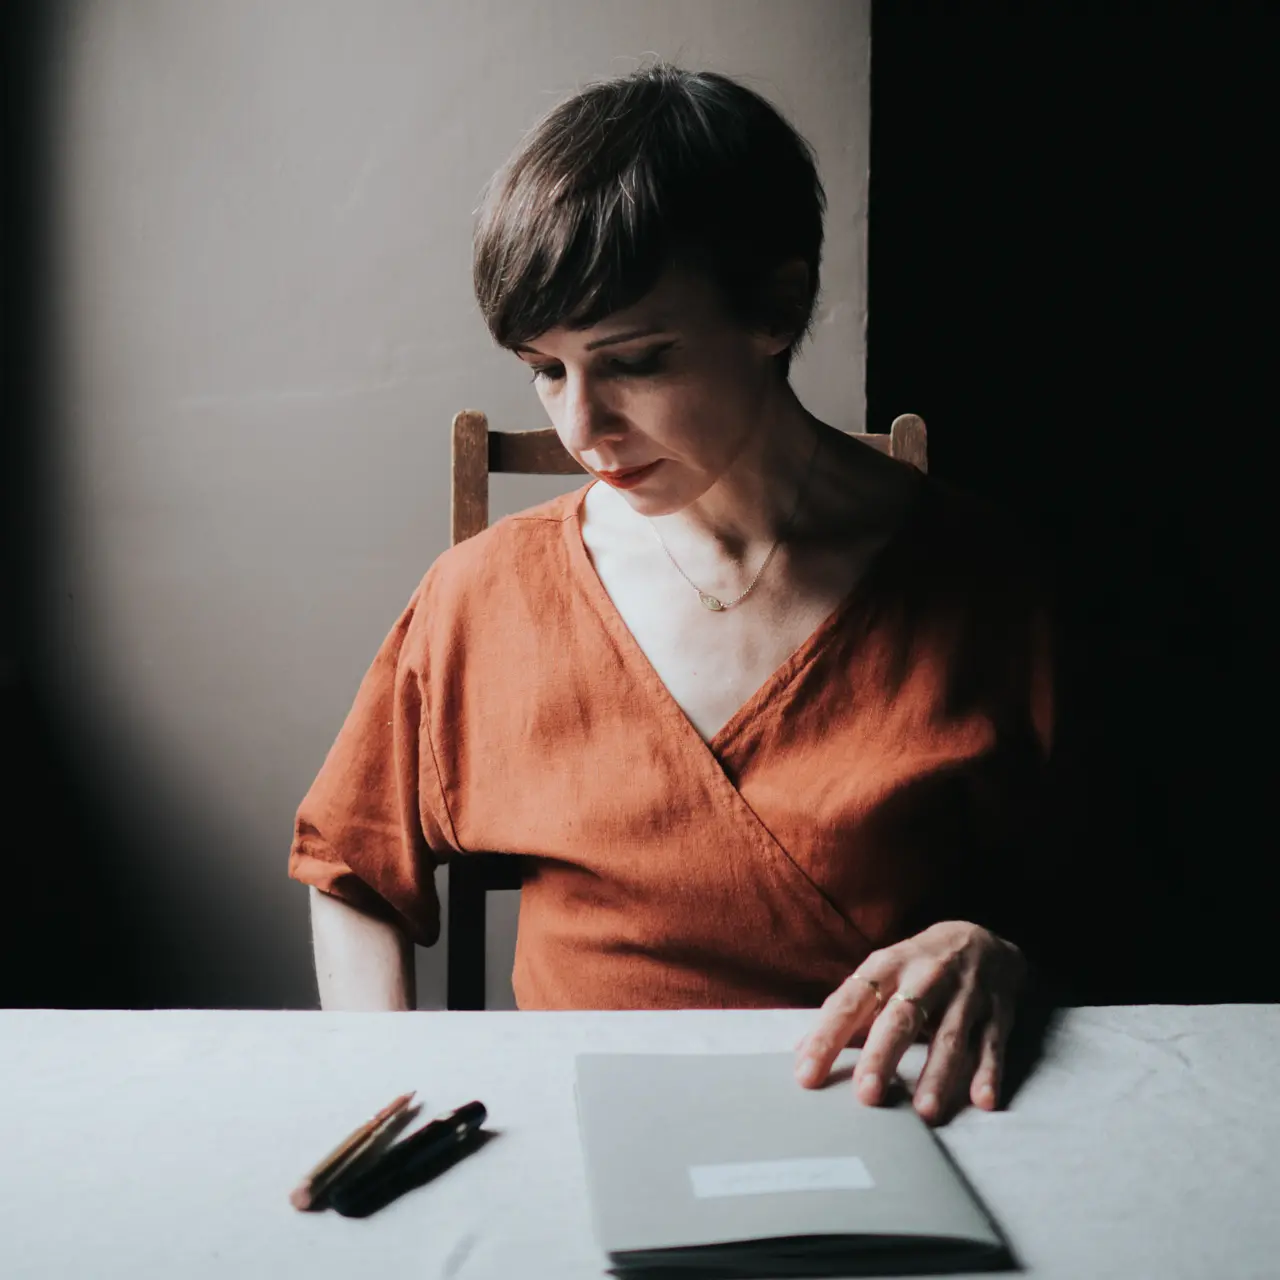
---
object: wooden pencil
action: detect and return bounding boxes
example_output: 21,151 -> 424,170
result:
290,1092 -> 416,1211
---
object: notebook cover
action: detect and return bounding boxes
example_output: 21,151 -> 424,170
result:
574,1052 -> 1009,1276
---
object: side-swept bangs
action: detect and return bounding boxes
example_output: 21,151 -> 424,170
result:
472,62 -> 826,378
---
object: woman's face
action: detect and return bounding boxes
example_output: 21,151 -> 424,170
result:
514,264 -> 791,516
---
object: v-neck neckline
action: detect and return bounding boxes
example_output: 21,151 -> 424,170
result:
561,466 -> 930,759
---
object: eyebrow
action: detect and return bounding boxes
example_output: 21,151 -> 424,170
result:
514,325 -> 672,356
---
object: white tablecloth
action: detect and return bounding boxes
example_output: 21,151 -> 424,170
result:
0,1005 -> 1276,1279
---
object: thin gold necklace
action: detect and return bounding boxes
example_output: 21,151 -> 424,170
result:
646,427 -> 822,612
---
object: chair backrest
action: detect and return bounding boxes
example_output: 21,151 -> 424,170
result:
445,411 -> 928,1009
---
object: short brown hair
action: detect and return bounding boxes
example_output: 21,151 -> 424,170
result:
472,62 -> 826,380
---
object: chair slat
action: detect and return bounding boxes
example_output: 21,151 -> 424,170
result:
451,409 -> 490,544
446,853 -> 524,1011
889,413 -> 928,473
490,426 -> 587,475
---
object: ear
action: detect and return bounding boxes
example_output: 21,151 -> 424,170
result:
753,258 -> 811,357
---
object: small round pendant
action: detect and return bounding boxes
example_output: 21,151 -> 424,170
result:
699,592 -> 726,611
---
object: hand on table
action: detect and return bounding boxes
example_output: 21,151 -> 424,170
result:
793,921 -> 1028,1126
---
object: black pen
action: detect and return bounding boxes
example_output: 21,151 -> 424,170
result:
328,1101 -> 487,1217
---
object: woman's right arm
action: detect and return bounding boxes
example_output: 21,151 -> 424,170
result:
310,886 -> 417,1011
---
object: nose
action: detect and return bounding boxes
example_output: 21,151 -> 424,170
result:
556,370 -> 625,457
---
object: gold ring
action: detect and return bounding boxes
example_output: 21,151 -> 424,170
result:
888,990 -> 931,1029
850,974 -> 885,1010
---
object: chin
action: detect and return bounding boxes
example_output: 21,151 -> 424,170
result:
615,486 -> 673,511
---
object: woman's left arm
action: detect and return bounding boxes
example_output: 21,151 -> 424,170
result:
795,577 -> 1066,1126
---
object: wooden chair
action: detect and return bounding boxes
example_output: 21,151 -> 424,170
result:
446,410 -> 928,1009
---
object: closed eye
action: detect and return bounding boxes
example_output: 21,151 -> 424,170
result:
528,342 -> 675,384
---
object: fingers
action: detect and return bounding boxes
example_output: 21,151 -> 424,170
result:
847,947 -> 962,1109
969,992 -> 1013,1110
793,972 -> 882,1088
850,991 -> 931,1108
794,924 -> 1023,1124
909,993 -> 986,1125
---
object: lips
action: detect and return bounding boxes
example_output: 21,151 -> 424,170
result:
598,463 -> 654,478
596,459 -> 662,489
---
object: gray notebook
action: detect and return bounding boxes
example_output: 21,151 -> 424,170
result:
574,1052 -> 1011,1278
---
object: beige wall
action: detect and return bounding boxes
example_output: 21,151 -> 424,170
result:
45,0 -> 871,1008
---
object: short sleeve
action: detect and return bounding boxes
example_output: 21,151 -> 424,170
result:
287,579 -> 452,947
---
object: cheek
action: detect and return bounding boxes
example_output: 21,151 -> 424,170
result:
658,371 -> 759,453
633,384 -> 725,457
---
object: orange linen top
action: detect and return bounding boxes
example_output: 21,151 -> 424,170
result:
289,469 -> 1055,1009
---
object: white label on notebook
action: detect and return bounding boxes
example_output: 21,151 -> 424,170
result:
688,1156 -> 875,1198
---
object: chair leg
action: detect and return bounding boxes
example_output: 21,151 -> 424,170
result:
446,861 -> 487,1010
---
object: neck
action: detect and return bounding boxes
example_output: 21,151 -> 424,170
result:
649,382 -> 821,570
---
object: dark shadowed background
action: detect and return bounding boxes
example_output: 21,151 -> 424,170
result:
866,3 -> 1276,1004
4,2 -> 1275,1008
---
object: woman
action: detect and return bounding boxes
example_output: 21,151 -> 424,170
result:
290,64 -> 1059,1126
